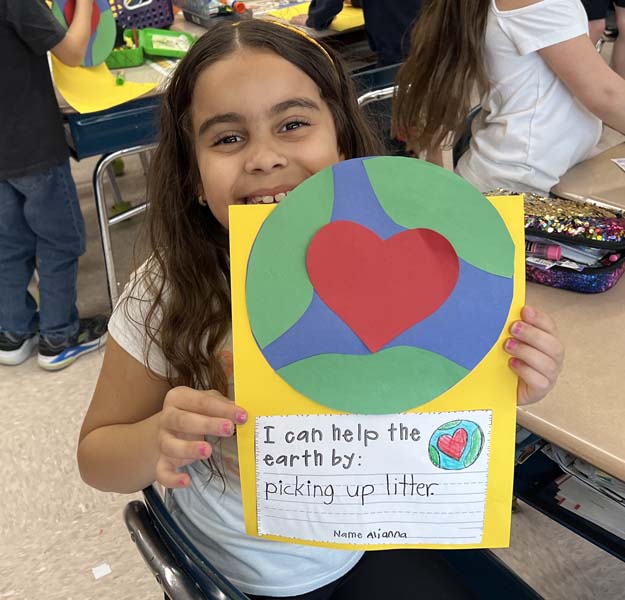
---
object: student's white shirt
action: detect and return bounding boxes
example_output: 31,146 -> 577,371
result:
108,266 -> 363,597
456,0 -> 602,194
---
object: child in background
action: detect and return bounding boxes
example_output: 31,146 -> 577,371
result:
290,0 -> 422,66
582,0 -> 625,78
393,0 -> 625,195
0,0 -> 108,370
77,20 -> 564,600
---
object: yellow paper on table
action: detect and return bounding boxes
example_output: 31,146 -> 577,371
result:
51,55 -> 156,114
268,2 -> 364,32
230,156 -> 525,551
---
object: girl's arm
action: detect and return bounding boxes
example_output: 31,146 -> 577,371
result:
77,337 -> 171,493
77,337 -> 246,493
539,34 -> 625,135
50,0 -> 93,67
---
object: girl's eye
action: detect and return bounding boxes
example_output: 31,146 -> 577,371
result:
214,133 -> 242,146
282,120 -> 310,132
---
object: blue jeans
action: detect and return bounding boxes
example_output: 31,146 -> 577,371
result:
0,160 -> 85,344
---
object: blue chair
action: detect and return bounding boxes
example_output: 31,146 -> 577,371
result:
124,486 -> 249,600
124,486 -> 544,600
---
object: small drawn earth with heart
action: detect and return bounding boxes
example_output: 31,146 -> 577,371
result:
428,420 -> 484,470
245,157 -> 515,413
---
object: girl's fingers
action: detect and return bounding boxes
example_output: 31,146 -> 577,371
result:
505,306 -> 565,405
521,305 -> 558,335
504,338 -> 560,382
509,360 -> 552,406
164,387 -> 248,424
159,434 -> 213,463
164,406 -> 238,438
156,386 -> 249,488
155,457 -> 192,489
507,314 -> 564,366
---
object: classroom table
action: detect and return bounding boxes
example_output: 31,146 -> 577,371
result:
513,145 -> 625,561
553,142 -> 625,209
525,141 -> 625,483
57,10 -> 371,307
521,281 -> 625,483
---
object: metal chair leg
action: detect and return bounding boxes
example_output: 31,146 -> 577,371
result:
92,144 -> 156,308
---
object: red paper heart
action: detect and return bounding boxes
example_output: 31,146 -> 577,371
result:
437,428 -> 468,461
306,221 -> 459,352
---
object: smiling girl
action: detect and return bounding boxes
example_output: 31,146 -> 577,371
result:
77,20 -> 563,599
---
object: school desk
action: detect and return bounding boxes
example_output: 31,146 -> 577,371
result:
513,276 -> 625,561
552,142 -> 625,211
56,10 -> 373,307
511,145 -> 625,561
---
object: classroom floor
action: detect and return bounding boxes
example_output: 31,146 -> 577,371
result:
2,44 -> 625,599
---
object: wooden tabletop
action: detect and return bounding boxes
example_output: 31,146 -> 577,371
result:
553,142 -> 625,211
520,280 -> 625,481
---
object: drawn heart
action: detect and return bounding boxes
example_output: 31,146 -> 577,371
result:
306,221 -> 459,352
437,428 -> 468,461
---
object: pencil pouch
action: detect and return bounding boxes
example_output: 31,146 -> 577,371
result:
490,190 -> 625,293
523,193 -> 625,293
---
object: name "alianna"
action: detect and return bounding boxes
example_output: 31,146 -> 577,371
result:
334,529 -> 408,540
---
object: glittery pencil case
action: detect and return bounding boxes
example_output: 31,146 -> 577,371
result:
488,190 -> 625,293
522,193 -> 625,293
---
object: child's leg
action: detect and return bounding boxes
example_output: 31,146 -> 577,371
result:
581,0 -> 610,44
0,179 -> 39,338
15,160 -> 86,343
333,550 -> 478,600
611,4 -> 625,77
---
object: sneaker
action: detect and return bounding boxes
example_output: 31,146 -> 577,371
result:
38,315 -> 108,371
0,332 -> 39,366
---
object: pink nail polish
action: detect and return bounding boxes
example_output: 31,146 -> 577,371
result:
510,358 -> 521,368
506,339 -> 517,351
222,421 -> 233,435
199,444 -> 209,457
512,322 -> 523,335
236,410 -> 248,424
178,478 -> 186,487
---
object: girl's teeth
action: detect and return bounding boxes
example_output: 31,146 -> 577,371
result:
247,191 -> 290,204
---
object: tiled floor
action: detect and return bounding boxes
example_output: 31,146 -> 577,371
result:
2,47 -> 625,599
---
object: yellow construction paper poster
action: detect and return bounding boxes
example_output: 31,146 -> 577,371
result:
268,2 -> 364,32
230,156 -> 525,550
51,55 -> 156,114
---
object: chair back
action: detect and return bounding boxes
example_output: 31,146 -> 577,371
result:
124,486 -> 250,600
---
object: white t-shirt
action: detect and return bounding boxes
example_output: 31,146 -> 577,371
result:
108,267 -> 363,597
456,0 -> 602,194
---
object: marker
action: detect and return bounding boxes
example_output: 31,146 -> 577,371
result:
601,253 -> 622,266
115,70 -> 125,86
132,28 -> 139,48
525,241 -> 562,261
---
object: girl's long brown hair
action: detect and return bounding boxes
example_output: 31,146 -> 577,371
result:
129,20 -> 383,394
392,0 -> 491,154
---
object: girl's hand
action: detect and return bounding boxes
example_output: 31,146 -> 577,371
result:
156,387 -> 247,488
504,306 -> 564,406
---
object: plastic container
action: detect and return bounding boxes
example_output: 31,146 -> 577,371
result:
139,27 -> 195,58
108,0 -> 174,30
105,30 -> 145,69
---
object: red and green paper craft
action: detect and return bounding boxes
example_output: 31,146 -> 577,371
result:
51,0 -> 116,67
